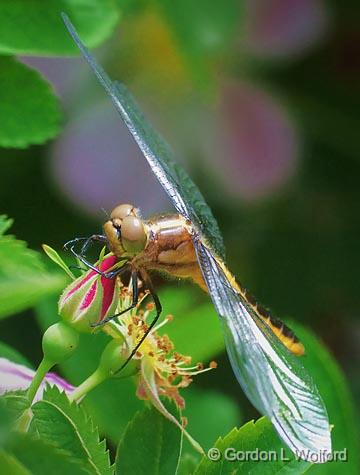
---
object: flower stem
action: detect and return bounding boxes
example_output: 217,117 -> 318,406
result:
26,357 -> 53,404
69,368 -> 106,403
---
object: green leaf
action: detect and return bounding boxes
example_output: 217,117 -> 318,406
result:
0,216 -> 67,319
0,58 -> 62,148
195,417 -> 311,475
4,432 -> 89,475
2,392 -> 30,424
31,386 -> 113,475
0,1 -> 119,55
289,322 -> 359,475
42,244 -> 75,280
115,406 -> 182,475
62,14 -> 226,259
2,396 -> 86,475
36,295 -> 145,442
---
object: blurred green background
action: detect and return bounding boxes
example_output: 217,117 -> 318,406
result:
0,0 -> 359,470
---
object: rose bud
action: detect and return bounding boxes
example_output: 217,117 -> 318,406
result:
58,254 -> 120,332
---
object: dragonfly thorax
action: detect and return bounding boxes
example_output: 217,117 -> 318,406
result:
104,203 -> 147,257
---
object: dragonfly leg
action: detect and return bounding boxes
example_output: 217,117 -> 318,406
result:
80,234 -> 107,255
91,268 -> 139,327
63,236 -> 88,250
64,235 -> 106,253
68,246 -> 107,276
116,269 -> 162,373
64,234 -> 126,278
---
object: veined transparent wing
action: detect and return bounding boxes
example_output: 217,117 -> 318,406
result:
194,238 -> 331,461
62,13 -> 225,260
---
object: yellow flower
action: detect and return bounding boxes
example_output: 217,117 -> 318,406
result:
111,286 -> 216,404
107,283 -> 217,453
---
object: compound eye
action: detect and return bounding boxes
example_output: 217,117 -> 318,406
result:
121,216 -> 146,254
110,204 -> 135,220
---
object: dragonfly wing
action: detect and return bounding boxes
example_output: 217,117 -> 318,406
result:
62,13 -> 225,259
194,239 -> 331,460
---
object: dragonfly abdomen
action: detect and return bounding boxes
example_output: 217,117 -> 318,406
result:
242,288 -> 305,356
213,256 -> 305,356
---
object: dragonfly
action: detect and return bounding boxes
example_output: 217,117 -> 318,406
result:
62,13 -> 331,461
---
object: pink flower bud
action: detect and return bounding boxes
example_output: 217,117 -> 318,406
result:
58,255 -> 120,332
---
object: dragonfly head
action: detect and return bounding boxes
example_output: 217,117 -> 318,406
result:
104,204 -> 147,257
